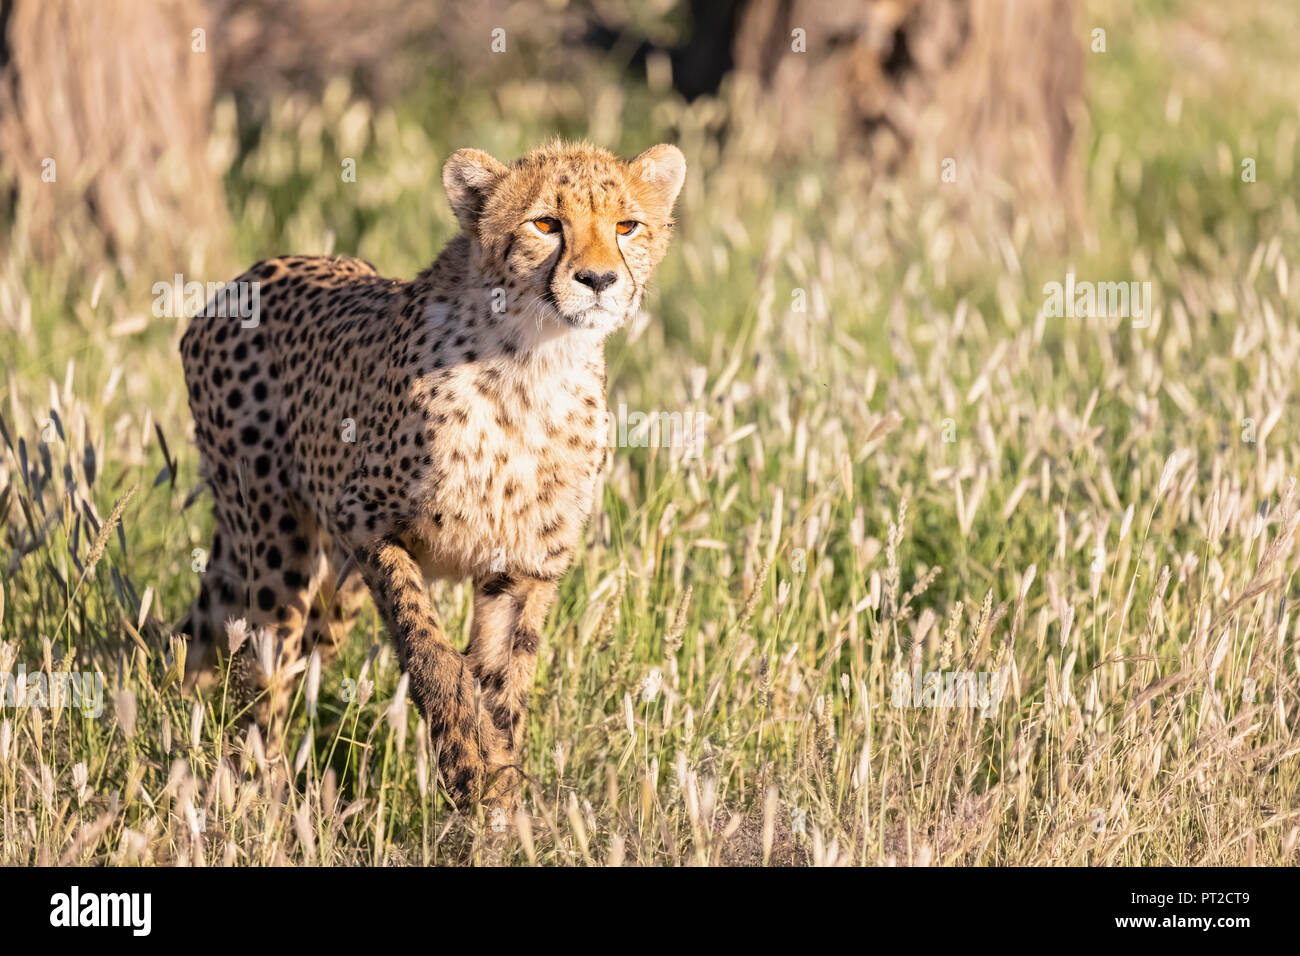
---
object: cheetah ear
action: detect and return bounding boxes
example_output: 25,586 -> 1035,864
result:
629,144 -> 686,216
443,148 -> 509,234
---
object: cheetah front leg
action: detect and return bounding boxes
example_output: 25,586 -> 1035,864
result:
352,534 -> 507,807
466,574 -> 557,814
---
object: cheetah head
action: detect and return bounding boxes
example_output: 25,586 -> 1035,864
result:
442,140 -> 686,338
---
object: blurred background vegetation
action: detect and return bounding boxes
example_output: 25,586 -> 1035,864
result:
1,0 -> 1086,272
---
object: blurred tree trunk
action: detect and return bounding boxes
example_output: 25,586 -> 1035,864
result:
729,0 -> 1085,231
670,0 -> 744,100
0,0 -> 229,275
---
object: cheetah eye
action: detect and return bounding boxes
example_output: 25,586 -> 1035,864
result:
616,220 -> 640,237
532,217 -> 561,235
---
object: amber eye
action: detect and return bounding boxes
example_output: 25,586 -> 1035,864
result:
533,217 -> 561,235
616,220 -> 639,236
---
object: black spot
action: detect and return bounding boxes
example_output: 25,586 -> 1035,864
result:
257,587 -> 276,611
512,626 -> 539,655
452,769 -> 473,796
481,574 -> 513,597
443,738 -> 463,767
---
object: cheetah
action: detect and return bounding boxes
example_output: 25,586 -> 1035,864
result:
178,141 -> 686,810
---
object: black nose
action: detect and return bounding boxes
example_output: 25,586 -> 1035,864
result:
574,269 -> 617,293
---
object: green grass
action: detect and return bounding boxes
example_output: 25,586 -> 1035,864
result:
2,0 -> 1299,864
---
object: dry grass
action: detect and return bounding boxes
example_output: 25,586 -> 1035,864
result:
2,0 -> 1299,865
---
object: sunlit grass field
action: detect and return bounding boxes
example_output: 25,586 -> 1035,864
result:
2,1 -> 1299,864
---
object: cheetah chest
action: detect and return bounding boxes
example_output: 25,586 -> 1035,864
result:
411,362 -> 606,578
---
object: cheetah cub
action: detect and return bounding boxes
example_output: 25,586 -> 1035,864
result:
179,141 -> 685,809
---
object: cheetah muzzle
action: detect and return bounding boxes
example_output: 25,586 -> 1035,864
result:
178,141 -> 686,812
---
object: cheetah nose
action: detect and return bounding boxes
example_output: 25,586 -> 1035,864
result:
574,268 -> 617,293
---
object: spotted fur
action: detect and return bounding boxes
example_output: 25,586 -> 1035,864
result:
178,141 -> 685,810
